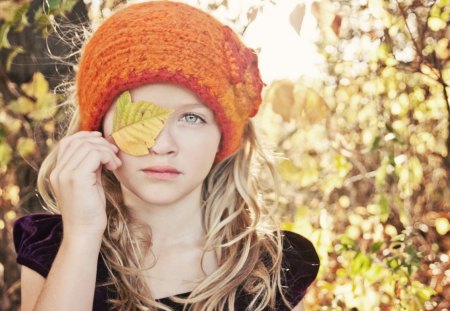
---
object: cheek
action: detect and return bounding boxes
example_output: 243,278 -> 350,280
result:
185,131 -> 220,155
101,104 -> 116,136
112,153 -> 133,178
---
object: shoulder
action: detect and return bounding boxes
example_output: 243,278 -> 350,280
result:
281,230 -> 320,267
13,213 -> 63,278
280,230 -> 320,305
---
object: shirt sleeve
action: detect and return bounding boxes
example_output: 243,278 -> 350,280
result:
281,230 -> 320,306
13,213 -> 63,278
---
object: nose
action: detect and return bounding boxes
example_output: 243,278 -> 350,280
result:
149,123 -> 178,156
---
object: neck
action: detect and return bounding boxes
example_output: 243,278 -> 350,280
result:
121,185 -> 206,250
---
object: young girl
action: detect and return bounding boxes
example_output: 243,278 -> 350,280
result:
13,1 -> 319,310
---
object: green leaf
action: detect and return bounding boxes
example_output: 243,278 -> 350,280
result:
388,258 -> 399,269
379,195 -> 390,222
111,91 -> 174,156
0,22 -> 12,49
6,47 -> 24,71
371,241 -> 384,253
12,3 -> 30,31
413,281 -> 437,302
371,135 -> 381,149
350,252 -> 372,275
60,0 -> 78,13
46,0 -> 61,10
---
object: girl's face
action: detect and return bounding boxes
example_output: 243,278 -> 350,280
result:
102,83 -> 221,208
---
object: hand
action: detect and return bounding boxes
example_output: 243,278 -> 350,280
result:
49,131 -> 122,241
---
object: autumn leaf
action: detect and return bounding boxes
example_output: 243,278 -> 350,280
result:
289,3 -> 305,34
311,1 -> 341,41
302,88 -> 329,125
292,85 -> 329,125
17,137 -> 36,158
17,73 -> 58,120
21,72 -> 50,99
264,80 -> 295,122
111,91 -> 174,156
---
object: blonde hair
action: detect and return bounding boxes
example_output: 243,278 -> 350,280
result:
37,11 -> 291,311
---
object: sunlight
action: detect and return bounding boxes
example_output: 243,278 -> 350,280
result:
183,0 -> 323,83
242,0 -> 322,82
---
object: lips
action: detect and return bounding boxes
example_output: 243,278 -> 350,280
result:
142,166 -> 181,174
142,165 -> 181,181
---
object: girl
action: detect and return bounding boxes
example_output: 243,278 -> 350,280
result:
13,1 -> 319,310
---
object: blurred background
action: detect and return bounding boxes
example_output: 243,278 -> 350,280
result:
0,0 -> 449,310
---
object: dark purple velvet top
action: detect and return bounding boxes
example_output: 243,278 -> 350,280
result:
13,214 -> 319,310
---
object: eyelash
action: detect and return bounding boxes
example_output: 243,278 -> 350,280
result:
180,113 -> 206,124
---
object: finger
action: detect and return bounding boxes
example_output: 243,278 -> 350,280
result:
57,131 -> 103,163
57,143 -> 121,175
69,148 -> 121,180
55,149 -> 119,196
57,137 -> 119,170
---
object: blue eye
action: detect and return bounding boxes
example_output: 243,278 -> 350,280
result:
181,113 -> 205,124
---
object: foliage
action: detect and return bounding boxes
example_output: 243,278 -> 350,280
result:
256,0 -> 449,309
0,1 -> 79,309
0,0 -> 449,310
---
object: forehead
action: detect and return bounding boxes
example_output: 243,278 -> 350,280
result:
130,83 -> 205,110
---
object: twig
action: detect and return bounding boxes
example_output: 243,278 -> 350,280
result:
395,0 -> 422,63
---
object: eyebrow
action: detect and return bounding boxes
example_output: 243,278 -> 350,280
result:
178,103 -> 207,109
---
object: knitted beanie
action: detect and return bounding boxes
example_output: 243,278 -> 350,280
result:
76,1 -> 264,162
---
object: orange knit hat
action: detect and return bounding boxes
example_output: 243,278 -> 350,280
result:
76,1 -> 263,162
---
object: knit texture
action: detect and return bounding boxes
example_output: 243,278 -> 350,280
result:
76,1 -> 263,162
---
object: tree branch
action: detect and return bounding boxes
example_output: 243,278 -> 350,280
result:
434,51 -> 450,170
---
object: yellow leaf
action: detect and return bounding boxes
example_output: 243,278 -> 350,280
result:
277,157 -> 319,187
289,3 -> 305,34
396,156 -> 423,197
21,72 -> 49,99
17,137 -> 36,158
435,38 -> 449,60
442,61 -> 450,85
435,217 -> 449,235
0,142 -> 13,167
112,91 -> 174,156
28,93 -> 58,120
7,96 -> 34,115
303,88 -> 329,124
333,154 -> 352,178
5,210 -> 16,221
265,80 -> 295,121
0,111 -> 21,134
277,159 -> 302,182
428,16 -> 446,31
